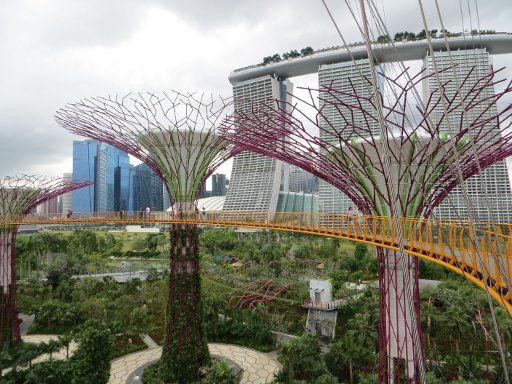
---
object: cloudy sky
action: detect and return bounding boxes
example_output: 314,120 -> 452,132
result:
0,0 -> 511,180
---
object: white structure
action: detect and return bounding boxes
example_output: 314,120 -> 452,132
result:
229,34 -> 512,84
125,225 -> 160,233
60,172 -> 73,213
423,49 -> 512,222
304,279 -> 338,339
318,59 -> 380,215
223,76 -> 292,213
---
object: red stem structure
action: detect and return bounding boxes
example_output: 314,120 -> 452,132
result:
219,67 -> 512,382
55,91 -> 239,382
0,175 -> 91,351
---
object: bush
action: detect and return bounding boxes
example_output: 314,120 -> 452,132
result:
69,320 -> 113,384
274,333 -> 336,383
141,360 -> 238,384
204,360 -> 238,384
205,310 -> 275,352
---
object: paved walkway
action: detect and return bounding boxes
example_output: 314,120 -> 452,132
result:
22,334 -> 78,363
19,333 -> 280,383
109,343 -> 281,384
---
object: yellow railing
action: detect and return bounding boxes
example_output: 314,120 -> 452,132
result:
1,210 -> 511,315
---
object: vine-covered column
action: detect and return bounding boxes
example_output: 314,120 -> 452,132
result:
159,216 -> 209,382
0,228 -> 19,351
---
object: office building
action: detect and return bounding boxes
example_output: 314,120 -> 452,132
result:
212,173 -> 227,196
129,163 -> 164,211
60,172 -> 73,214
72,139 -> 98,213
96,142 -> 130,212
423,49 -> 512,222
289,165 -> 318,194
224,75 -> 293,213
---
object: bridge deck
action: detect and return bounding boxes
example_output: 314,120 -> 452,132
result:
2,210 -> 511,314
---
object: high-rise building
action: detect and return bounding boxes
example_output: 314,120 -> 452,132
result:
317,59 -> 380,214
163,185 -> 172,210
423,49 -> 512,222
60,172 -> 73,214
129,163 -> 164,211
72,139 -> 98,213
96,142 -> 130,212
212,173 -> 227,196
224,76 -> 293,213
37,196 -> 58,214
289,165 -> 318,194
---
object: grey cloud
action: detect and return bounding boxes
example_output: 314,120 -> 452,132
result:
0,0 -> 511,178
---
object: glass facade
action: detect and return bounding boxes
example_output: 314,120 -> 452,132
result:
72,140 -> 98,213
96,142 -> 130,212
129,163 -> 164,211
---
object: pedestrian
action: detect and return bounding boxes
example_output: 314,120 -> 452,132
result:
120,209 -> 125,220
146,206 -> 151,220
139,207 -> 144,220
346,206 -> 355,233
66,209 -> 72,219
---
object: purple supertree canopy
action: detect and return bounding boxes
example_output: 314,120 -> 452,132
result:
55,91 -> 240,204
220,66 -> 512,218
0,175 -> 92,221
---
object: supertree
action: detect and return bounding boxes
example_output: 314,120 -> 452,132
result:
0,175 -> 91,351
55,91 -> 238,382
219,66 -> 512,382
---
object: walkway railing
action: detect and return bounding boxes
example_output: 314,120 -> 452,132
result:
1,210 -> 512,314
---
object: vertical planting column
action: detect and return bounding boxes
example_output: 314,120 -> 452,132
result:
0,228 -> 19,350
160,202 -> 209,382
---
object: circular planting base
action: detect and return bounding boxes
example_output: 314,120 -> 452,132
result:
126,355 -> 242,384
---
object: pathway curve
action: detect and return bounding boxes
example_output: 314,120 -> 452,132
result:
20,334 -> 78,365
108,343 -> 281,384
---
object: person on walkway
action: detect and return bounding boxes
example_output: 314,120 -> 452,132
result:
120,209 -> 125,221
346,206 -> 355,233
66,209 -> 72,219
145,206 -> 151,220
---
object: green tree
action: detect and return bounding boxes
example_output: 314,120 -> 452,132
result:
69,320 -> 113,384
274,333 -> 335,383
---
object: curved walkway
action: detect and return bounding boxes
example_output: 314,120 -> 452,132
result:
21,334 -> 78,363
109,343 -> 281,384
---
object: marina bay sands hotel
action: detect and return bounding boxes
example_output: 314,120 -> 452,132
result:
223,34 -> 512,222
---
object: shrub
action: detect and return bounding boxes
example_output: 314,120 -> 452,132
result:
204,360 -> 238,384
69,319 -> 113,384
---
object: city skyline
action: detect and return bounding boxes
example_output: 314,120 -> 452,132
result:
0,1 -> 511,179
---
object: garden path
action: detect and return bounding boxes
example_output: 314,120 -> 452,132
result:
109,343 -> 281,384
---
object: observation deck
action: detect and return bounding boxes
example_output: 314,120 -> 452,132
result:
229,34 -> 512,84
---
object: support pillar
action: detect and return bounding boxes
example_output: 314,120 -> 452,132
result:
378,248 -> 424,383
159,214 -> 210,382
0,228 -> 20,351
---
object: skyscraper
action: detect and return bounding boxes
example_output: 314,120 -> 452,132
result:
317,59 -> 380,214
289,165 -> 318,194
423,49 -> 512,222
129,163 -> 164,211
95,142 -> 130,212
212,173 -> 227,196
60,172 -> 73,214
224,75 -> 293,213
72,139 -> 98,212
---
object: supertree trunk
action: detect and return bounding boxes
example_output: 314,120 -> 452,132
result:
159,220 -> 210,382
378,248 -> 424,383
0,228 -> 19,351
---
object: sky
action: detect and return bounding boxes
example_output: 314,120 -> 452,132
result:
0,0 -> 511,182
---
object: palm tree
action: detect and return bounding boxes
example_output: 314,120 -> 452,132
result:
58,332 -> 73,359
